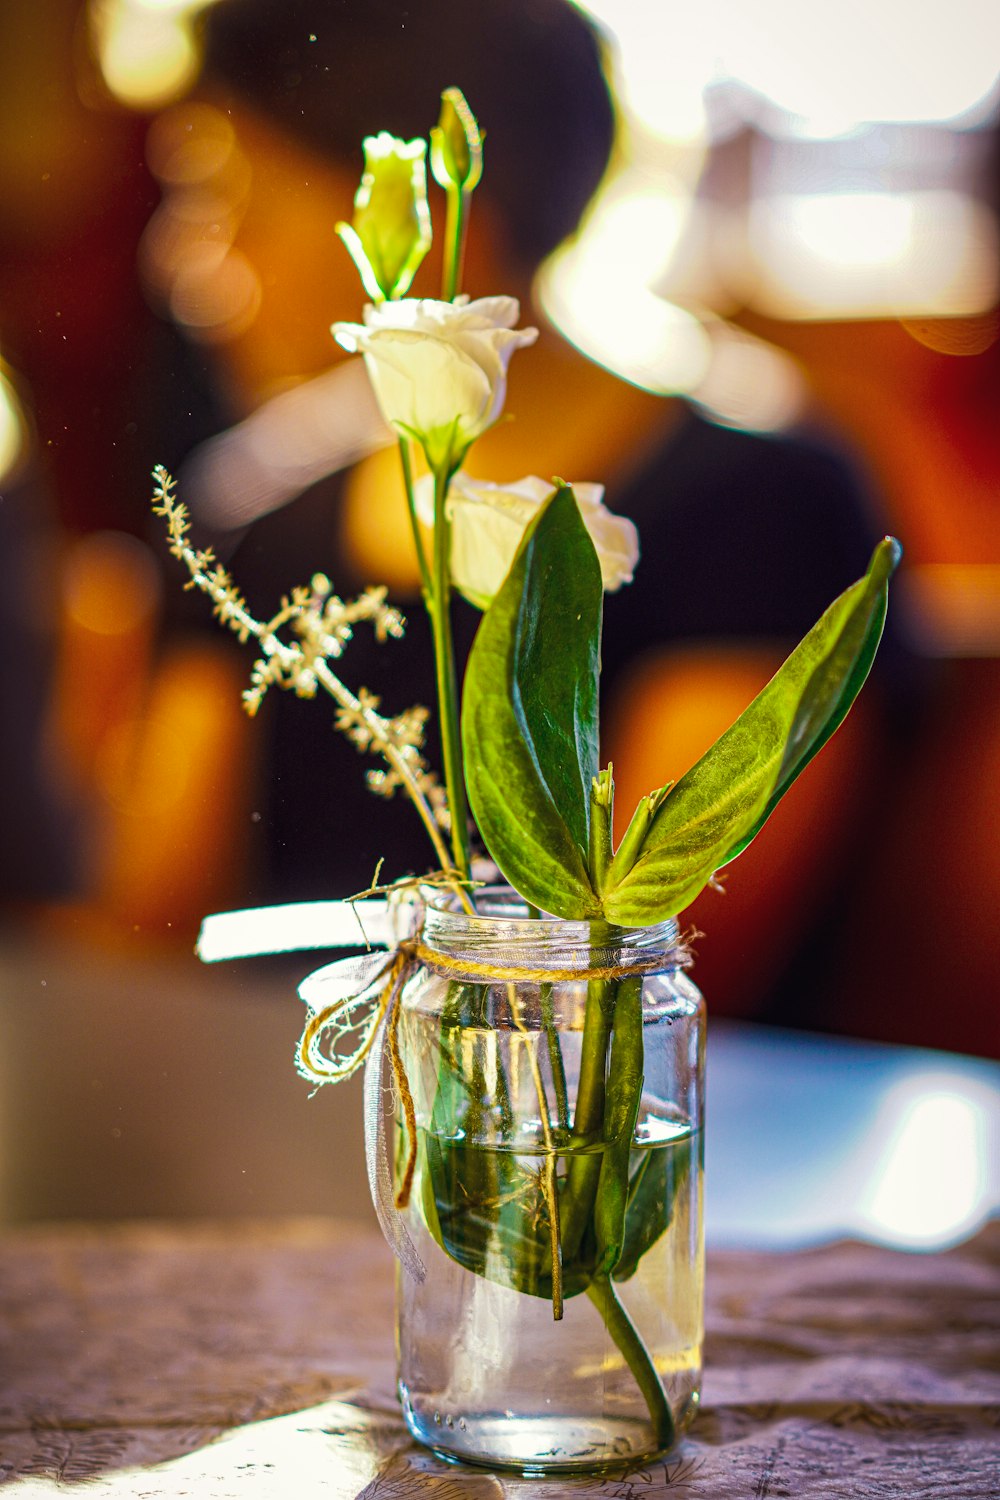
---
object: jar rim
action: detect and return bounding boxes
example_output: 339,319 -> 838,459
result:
418,884 -> 687,975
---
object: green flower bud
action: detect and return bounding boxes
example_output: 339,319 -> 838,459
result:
430,87 -> 483,193
336,132 -> 432,302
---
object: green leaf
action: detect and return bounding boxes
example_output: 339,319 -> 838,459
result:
604,536 -> 901,925
461,484 -> 603,918
421,985 -> 510,1280
613,1128 -> 695,1284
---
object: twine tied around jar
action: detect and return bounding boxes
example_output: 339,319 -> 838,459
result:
196,895 -> 692,1284
293,913 -> 692,1283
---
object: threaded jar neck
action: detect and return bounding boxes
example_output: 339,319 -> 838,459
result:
419,886 -> 686,977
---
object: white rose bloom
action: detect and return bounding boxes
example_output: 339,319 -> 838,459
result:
415,472 -> 640,609
333,296 -> 537,471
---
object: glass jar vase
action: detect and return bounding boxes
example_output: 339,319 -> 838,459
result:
394,888 -> 705,1475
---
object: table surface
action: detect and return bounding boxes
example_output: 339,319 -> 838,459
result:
2,1217 -> 998,1498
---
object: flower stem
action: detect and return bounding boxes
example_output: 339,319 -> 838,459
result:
586,1274 -> 675,1451
397,437 -> 432,595
429,464 -> 472,882
441,185 -> 468,302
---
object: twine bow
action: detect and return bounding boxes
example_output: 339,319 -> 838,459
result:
294,931 -> 428,1283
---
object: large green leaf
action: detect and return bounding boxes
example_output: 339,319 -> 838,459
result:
603,537 -> 901,925
461,484 -> 603,918
614,1127 -> 695,1284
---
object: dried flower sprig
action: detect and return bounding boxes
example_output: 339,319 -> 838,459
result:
152,465 -> 456,877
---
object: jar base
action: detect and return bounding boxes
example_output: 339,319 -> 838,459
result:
400,1385 -> 699,1475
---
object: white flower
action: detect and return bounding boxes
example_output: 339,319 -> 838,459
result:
333,296 -> 537,472
415,471 -> 640,609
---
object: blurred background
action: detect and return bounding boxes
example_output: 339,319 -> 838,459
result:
1,0 -> 998,1230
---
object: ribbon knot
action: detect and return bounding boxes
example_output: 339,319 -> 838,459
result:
295,932 -> 426,1283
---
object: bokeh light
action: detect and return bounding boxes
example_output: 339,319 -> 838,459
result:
0,365 -> 28,485
747,189 -> 999,319
545,0 -> 1000,371
901,564 -> 1000,656
89,0 -> 220,111
585,0 -> 1000,138
140,101 -> 261,343
859,1075 -> 997,1249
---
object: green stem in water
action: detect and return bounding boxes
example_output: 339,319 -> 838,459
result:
593,975 -> 643,1277
508,981 -> 563,1320
429,463 -> 472,881
540,982 -> 570,1133
586,1274 -> 675,1451
559,990 -> 609,1263
559,894 -> 671,1444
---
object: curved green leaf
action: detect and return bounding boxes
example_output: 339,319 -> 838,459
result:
614,1127 -> 695,1284
604,537 -> 901,925
462,484 -> 603,917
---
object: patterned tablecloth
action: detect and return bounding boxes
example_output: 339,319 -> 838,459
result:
1,1218 -> 997,1498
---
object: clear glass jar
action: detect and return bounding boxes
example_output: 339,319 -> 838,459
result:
395,888 -> 705,1476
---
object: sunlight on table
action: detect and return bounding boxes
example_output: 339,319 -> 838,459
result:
3,1401 -> 394,1499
